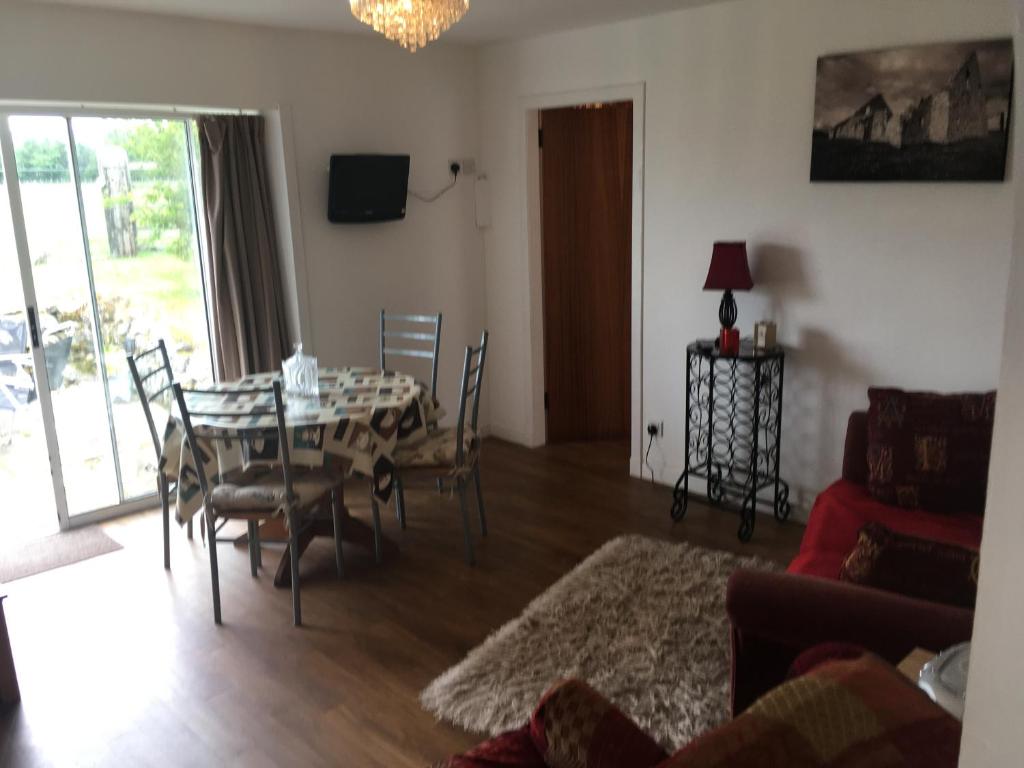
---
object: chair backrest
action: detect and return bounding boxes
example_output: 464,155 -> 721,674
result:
454,330 -> 488,467
126,339 -> 175,463
379,310 -> 442,395
171,380 -> 294,506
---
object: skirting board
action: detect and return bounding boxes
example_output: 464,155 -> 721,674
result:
487,422 -> 541,448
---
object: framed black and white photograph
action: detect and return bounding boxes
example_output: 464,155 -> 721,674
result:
811,38 -> 1014,182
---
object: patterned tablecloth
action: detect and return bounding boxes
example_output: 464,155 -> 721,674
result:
160,367 -> 441,525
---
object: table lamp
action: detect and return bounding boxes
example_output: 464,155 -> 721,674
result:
704,241 -> 753,354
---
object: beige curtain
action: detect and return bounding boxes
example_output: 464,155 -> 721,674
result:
198,115 -> 290,381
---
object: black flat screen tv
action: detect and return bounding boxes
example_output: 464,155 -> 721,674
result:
328,154 -> 410,223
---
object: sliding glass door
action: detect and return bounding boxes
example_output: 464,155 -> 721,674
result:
0,137 -> 61,543
0,111 -> 212,537
9,115 -> 123,517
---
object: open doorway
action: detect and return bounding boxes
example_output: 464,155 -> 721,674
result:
539,101 -> 633,449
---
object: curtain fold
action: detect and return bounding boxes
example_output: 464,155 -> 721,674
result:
197,114 -> 290,381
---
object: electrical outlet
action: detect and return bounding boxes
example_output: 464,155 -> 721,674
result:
647,421 -> 664,438
449,157 -> 477,176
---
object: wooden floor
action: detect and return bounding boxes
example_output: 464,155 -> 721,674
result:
0,440 -> 804,767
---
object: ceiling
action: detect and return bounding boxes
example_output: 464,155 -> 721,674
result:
28,0 -> 728,44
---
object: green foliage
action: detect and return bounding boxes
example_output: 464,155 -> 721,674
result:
78,145 -> 99,182
111,121 -> 195,259
5,121 -> 197,261
136,180 -> 193,258
11,139 -> 98,183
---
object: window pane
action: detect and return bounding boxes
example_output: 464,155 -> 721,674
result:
71,117 -> 212,501
9,115 -> 120,516
0,137 -> 60,542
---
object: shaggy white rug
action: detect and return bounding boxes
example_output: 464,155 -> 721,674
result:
421,535 -> 779,751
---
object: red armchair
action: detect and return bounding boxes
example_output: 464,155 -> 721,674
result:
439,655 -> 962,768
727,410 -> 982,715
726,569 -> 974,715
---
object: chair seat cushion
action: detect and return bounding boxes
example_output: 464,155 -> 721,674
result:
394,427 -> 478,469
211,469 -> 338,512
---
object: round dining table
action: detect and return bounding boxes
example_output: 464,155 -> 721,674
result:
159,366 -> 442,583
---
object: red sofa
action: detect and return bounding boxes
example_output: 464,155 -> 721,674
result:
727,410 -> 982,715
789,411 -> 984,578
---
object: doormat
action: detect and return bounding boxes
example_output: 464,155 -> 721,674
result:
0,527 -> 123,582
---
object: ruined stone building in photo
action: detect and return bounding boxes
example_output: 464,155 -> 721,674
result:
829,94 -> 899,144
828,50 -> 1000,148
902,52 -> 989,145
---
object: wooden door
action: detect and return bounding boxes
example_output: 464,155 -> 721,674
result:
540,102 -> 632,443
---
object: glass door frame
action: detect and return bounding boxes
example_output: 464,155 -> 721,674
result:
0,105 -> 215,531
0,116 -> 72,530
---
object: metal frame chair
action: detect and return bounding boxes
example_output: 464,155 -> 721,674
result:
172,380 -> 344,626
379,310 -> 442,395
393,330 -> 488,564
127,339 -> 193,569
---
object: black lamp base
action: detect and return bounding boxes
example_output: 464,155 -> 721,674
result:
718,289 -> 737,330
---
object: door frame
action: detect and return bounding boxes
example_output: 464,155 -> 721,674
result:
0,106 -> 219,530
520,83 -> 646,473
0,116 -> 72,530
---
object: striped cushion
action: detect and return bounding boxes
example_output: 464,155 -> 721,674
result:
211,469 -> 338,512
394,427 -> 478,468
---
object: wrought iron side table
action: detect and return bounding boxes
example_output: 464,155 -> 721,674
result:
670,339 -> 790,541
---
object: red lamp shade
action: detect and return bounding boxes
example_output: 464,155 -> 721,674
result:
703,242 -> 753,291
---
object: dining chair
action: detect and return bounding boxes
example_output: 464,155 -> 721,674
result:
379,310 -> 442,396
172,381 -> 344,626
391,331 -> 488,565
127,339 -> 192,569
380,310 -> 447,498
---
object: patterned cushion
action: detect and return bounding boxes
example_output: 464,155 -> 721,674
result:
530,680 -> 668,768
662,654 -> 961,767
210,469 -> 338,512
786,643 -> 868,680
394,427 -> 478,469
432,727 -> 546,768
866,387 -> 995,515
839,522 -> 980,608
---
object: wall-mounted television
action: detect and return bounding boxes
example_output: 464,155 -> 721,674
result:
327,154 -> 410,224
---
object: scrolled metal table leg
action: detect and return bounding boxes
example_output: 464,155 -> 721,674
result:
670,471 -> 690,521
708,464 -> 725,505
738,496 -> 755,542
774,481 -> 792,522
671,346 -> 696,524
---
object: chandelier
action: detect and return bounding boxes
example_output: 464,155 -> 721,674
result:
350,0 -> 470,52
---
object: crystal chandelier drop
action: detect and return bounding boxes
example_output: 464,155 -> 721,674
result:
350,0 -> 470,52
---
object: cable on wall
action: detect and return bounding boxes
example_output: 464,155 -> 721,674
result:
644,429 -> 657,484
408,162 -> 461,203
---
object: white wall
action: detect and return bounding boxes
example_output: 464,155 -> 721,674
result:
960,3 -> 1024,763
1,0 -> 1016,514
0,1 -> 486,419
477,0 -> 1016,511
